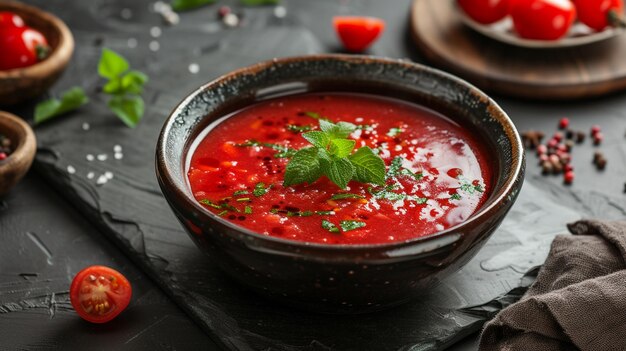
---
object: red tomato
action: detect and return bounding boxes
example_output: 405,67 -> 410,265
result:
0,26 -> 50,70
333,16 -> 385,52
69,265 -> 132,324
0,11 -> 25,28
573,0 -> 624,31
457,0 -> 510,24
510,0 -> 576,40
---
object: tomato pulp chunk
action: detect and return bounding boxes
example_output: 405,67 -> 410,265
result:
188,93 -> 492,245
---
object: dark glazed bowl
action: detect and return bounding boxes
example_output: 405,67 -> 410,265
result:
156,55 -> 525,313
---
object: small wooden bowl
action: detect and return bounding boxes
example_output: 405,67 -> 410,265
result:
0,111 -> 36,196
0,1 -> 74,106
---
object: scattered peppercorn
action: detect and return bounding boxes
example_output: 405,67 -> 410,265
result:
593,132 -> 603,146
559,117 -> 570,130
596,157 -> 607,170
591,125 -> 601,136
564,140 -> 574,151
575,131 -> 586,143
521,130 -> 544,149
0,133 -> 12,161
564,170 -> 574,185
218,6 -> 231,18
565,129 -> 575,140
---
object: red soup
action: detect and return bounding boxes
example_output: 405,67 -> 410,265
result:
188,92 -> 492,245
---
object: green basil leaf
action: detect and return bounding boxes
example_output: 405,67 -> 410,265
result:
283,147 -> 322,186
340,220 -> 366,232
34,87 -> 89,125
98,48 -> 129,80
103,77 -> 123,94
302,131 -> 330,148
321,157 -> 355,189
108,95 -> 144,128
321,219 -> 339,233
329,139 -> 356,158
348,146 -> 385,186
121,70 -> 149,94
171,0 -> 216,11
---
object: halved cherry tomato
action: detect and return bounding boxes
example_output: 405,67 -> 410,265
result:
0,26 -> 50,70
333,16 -> 385,52
69,265 -> 132,324
0,11 -> 24,28
573,0 -> 624,31
457,0 -> 510,24
510,0 -> 576,40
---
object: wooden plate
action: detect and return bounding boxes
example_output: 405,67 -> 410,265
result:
410,0 -> 626,100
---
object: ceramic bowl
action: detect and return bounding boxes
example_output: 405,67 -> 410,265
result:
156,55 -> 525,313
0,1 -> 74,106
0,111 -> 36,196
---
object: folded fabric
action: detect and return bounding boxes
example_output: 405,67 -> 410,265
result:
479,219 -> 626,351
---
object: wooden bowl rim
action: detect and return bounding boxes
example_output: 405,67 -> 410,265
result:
0,111 -> 36,175
0,0 -> 74,79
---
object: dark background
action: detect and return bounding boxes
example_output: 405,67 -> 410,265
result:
2,0 -> 626,350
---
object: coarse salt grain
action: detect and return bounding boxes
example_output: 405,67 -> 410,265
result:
86,154 -> 95,161
127,38 -> 138,48
273,6 -> 287,18
149,41 -> 160,51
87,172 -> 95,179
150,26 -> 162,38
96,175 -> 108,185
104,171 -> 114,180
188,63 -> 199,74
114,153 -> 123,160
67,165 -> 76,174
120,8 -> 132,20
97,154 -> 108,161
82,122 -> 90,131
113,145 -> 122,153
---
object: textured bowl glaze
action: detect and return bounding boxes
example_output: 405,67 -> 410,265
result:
0,1 -> 74,106
156,55 -> 525,313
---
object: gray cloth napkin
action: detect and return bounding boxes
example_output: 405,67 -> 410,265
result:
479,219 -> 626,351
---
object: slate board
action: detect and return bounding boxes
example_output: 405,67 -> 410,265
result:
10,0 -> 626,350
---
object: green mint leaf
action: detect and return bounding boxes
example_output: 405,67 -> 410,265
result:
171,0 -> 216,11
329,139 -> 355,158
253,182 -> 272,196
386,127 -> 403,137
321,157 -> 354,189
286,124 -> 312,133
283,147 -> 322,186
34,87 -> 89,125
244,206 -> 252,214
321,219 -> 339,233
121,70 -> 149,94
302,131 -> 330,148
108,95 -> 144,128
240,0 -> 280,5
330,193 -> 365,200
319,119 -> 356,139
348,146 -> 385,186
233,190 -> 249,196
340,220 -> 366,232
103,77 -> 123,94
98,48 -> 129,80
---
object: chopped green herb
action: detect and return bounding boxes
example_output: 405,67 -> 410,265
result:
330,193 -> 366,201
34,87 -> 89,125
315,210 -> 334,215
304,111 -> 325,120
217,210 -> 229,216
253,182 -> 272,197
386,156 -> 423,181
236,197 -> 251,202
458,176 -> 484,195
286,124 -> 313,133
244,206 -> 252,214
236,140 -> 296,158
199,199 -> 240,212
171,0 -> 216,11
199,199 -> 221,209
386,127 -> 403,137
321,219 -> 340,233
449,193 -> 462,201
233,190 -> 249,196
340,220 -> 366,232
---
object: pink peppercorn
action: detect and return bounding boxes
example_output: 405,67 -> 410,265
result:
0,152 -> 6,161
591,125 -> 601,136
559,117 -> 569,130
553,132 -> 563,142
564,171 -> 574,184
537,144 -> 548,155
564,164 -> 574,172
593,133 -> 603,145
548,139 -> 558,148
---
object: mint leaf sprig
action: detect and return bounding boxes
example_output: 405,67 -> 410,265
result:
34,87 -> 89,125
98,48 -> 148,128
283,119 -> 386,189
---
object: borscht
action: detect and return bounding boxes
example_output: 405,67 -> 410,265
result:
188,92 -> 491,245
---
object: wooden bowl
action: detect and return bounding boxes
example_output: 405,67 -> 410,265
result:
0,111 -> 36,196
0,1 -> 74,106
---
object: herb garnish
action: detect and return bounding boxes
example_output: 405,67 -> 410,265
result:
98,48 -> 148,128
340,220 -> 366,232
244,206 -> 252,214
449,193 -> 462,201
458,176 -> 484,195
322,219 -> 339,233
200,199 -> 240,212
368,185 -> 427,204
34,87 -> 89,125
236,197 -> 251,202
233,190 -> 249,196
284,119 -> 386,189
330,193 -> 366,200
286,124 -> 313,133
270,209 -> 333,217
387,156 -> 423,180
386,127 -> 403,137
171,0 -> 215,11
236,140 -> 296,158
253,182 -> 272,197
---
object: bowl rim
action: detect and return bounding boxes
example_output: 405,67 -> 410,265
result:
0,0 -> 74,79
157,54 -> 524,251
0,111 -> 37,173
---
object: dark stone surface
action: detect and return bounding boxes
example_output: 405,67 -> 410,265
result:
3,0 -> 626,350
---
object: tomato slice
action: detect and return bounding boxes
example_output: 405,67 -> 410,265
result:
333,16 -> 385,52
69,265 -> 132,323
